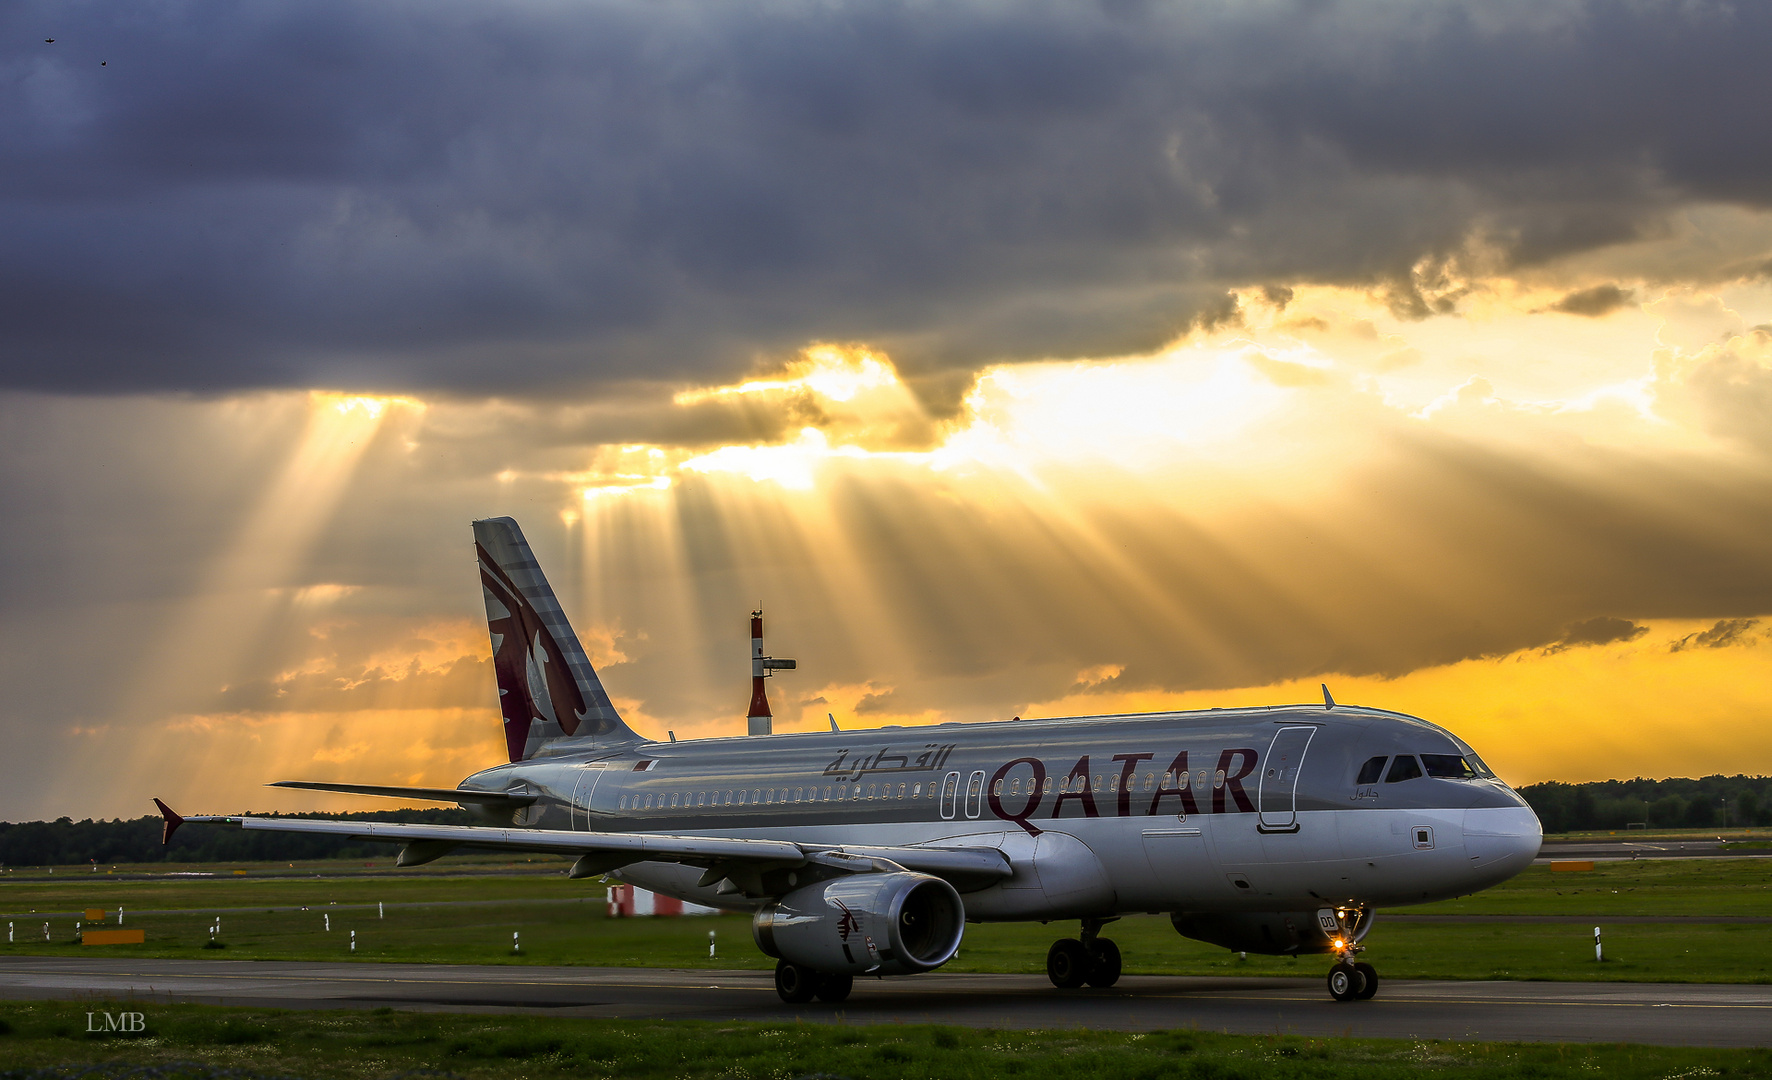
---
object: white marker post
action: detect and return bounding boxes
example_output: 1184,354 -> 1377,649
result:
42,922 -> 49,942
1594,926 -> 1603,962
512,931 -> 520,953
379,902 -> 384,920
324,913 -> 330,932
7,922 -> 11,943
351,930 -> 356,952
118,908 -> 123,926
709,930 -> 716,959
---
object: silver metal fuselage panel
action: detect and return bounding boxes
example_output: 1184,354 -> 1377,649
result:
459,705 -> 1542,919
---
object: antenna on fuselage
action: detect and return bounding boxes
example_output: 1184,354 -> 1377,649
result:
828,713 -> 840,732
1321,683 -> 1335,710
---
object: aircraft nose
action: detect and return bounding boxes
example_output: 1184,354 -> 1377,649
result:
1464,805 -> 1542,878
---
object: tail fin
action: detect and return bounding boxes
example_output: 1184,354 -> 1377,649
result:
473,516 -> 642,760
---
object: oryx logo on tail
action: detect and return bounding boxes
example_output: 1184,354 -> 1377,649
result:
478,543 -> 587,760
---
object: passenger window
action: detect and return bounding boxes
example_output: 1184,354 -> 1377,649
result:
1421,754 -> 1476,779
1386,756 -> 1423,783
1356,756 -> 1388,785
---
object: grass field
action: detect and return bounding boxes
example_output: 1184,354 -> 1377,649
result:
0,1000 -> 1766,1080
2,857 -> 1768,983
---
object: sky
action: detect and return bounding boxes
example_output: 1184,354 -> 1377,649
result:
4,0 -> 1772,821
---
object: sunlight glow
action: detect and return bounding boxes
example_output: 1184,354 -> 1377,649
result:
674,344 -> 899,405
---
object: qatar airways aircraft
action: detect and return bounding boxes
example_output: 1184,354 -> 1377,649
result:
158,517 -> 1541,1004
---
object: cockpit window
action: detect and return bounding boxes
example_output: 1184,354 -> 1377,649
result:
1464,754 -> 1495,778
1385,755 -> 1423,783
1421,754 -> 1477,779
1356,756 -> 1388,785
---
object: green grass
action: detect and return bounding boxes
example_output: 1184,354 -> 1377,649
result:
1409,858 -> 1772,917
0,857 -> 576,913
0,1001 -> 1765,1080
5,858 -> 1769,983
9,906 -> 1771,985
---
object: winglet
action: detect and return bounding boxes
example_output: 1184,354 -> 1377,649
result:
828,713 -> 840,732
153,798 -> 184,845
1321,683 -> 1335,710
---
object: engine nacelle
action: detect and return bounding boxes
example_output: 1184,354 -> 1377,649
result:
1170,908 -> 1375,956
752,872 -> 964,976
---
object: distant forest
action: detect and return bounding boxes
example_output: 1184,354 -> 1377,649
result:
1519,775 -> 1772,834
0,808 -> 477,867
3,775 -> 1770,865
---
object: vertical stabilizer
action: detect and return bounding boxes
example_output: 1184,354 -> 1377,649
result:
473,517 -> 640,760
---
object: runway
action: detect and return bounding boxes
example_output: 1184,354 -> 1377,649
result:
1,958 -> 1767,1047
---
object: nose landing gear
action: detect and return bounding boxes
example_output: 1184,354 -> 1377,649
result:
1046,917 -> 1121,989
1322,906 -> 1377,1002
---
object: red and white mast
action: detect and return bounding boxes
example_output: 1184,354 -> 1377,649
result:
747,610 -> 795,736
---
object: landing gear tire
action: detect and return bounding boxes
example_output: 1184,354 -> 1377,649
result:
1327,962 -> 1367,1002
1353,962 -> 1378,1000
775,960 -> 818,1004
1084,938 -> 1122,988
1047,938 -> 1090,988
814,972 -> 854,1004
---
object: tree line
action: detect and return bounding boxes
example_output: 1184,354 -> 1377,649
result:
1518,775 -> 1772,834
0,808 -> 476,867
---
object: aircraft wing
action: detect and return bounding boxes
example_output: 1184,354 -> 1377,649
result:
155,802 -> 1013,895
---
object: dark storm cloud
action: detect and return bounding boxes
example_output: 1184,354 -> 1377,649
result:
1542,616 -> 1648,655
1671,618 -> 1761,653
3,0 -> 1769,394
1547,284 -> 1636,317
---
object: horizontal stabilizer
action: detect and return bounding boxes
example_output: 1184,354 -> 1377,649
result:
268,781 -> 537,806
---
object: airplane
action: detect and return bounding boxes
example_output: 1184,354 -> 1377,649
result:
157,516 -> 1542,1004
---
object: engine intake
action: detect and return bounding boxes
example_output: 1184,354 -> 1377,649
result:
753,871 -> 964,976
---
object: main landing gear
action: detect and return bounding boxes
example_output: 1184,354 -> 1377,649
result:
1324,907 -> 1377,1002
1046,917 -> 1122,989
774,961 -> 853,1004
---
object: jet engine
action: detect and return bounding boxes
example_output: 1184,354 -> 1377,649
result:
753,871 -> 964,976
1170,908 -> 1375,956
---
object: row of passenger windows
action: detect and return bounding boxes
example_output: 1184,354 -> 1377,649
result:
991,770 -> 1227,798
1356,753 -> 1488,785
620,782 -> 938,811
616,767 -> 1236,812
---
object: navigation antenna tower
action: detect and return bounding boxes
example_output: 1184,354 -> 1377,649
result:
747,610 -> 796,736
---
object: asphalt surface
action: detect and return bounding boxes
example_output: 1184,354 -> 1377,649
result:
1,958 -> 1767,1047
1538,838 -> 1769,862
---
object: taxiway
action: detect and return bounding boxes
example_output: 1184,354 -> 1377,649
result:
0,958 -> 1765,1047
